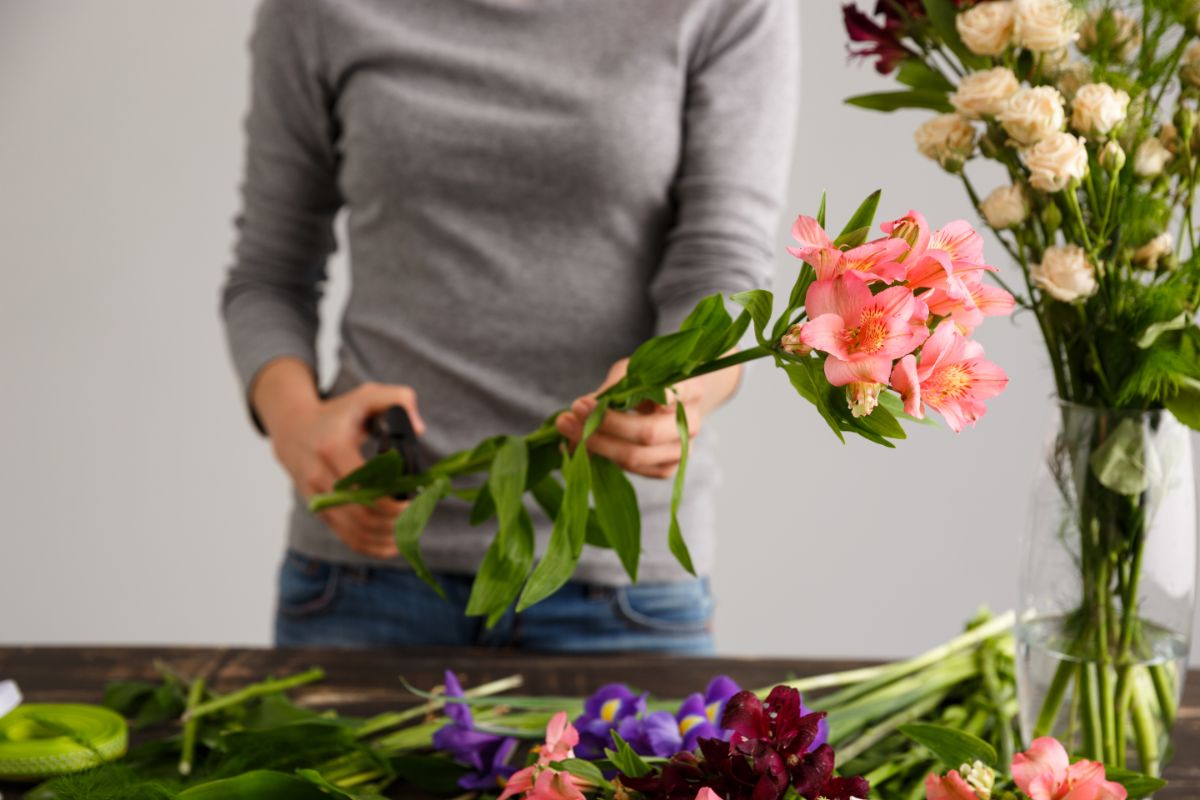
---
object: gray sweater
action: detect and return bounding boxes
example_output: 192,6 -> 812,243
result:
221,0 -> 798,584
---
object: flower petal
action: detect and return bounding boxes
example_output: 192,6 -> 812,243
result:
824,355 -> 893,387
1012,737 -> 1071,798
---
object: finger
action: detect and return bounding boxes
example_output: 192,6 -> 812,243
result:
583,430 -> 684,475
555,411 -> 583,445
369,497 -> 409,516
321,509 -> 401,558
593,408 -> 683,447
354,382 -> 427,435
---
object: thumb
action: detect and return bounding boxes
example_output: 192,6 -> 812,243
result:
353,382 -> 427,435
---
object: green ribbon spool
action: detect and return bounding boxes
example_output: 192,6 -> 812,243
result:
0,704 -> 127,781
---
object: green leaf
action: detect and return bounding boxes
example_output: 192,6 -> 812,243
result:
896,59 -> 955,91
1089,417 -> 1156,496
466,507 -> 536,625
1104,767 -> 1168,799
846,90 -> 955,113
816,191 -> 827,228
680,293 -> 739,365
389,756 -> 472,794
667,401 -> 696,575
332,450 -> 405,492
552,759 -> 610,788
466,437 -> 534,622
731,289 -> 774,345
920,0 -> 987,68
178,770 -> 331,800
773,264 -> 818,341
518,444 -> 592,611
585,510 -> 611,549
1167,383 -> 1200,430
626,329 -> 705,385
605,731 -> 652,778
784,361 -> 845,443
394,477 -> 450,599
898,723 -> 998,769
590,455 -> 642,581
1137,311 -> 1190,349
837,189 -> 883,243
469,483 -> 495,525
852,402 -> 907,441
296,769 -> 386,800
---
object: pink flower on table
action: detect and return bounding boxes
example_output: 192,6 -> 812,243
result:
925,768 -> 983,800
498,712 -> 591,800
800,273 -> 929,387
694,789 -> 722,800
1011,737 -> 1127,800
788,216 -> 908,284
889,320 -> 1008,433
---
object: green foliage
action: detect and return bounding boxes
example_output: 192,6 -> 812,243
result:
605,731 -> 652,778
517,442 -> 591,611
667,401 -> 696,575
1105,767 -> 1169,799
845,90 -> 954,113
731,289 -> 775,345
898,723 -> 998,769
589,455 -> 642,582
393,477 -> 450,599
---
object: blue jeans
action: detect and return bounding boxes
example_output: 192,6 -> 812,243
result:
274,550 -> 715,654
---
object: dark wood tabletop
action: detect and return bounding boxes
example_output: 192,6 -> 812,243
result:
0,647 -> 1197,798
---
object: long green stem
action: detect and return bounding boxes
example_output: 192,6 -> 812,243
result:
835,691 -> 948,763
182,668 -> 325,722
178,677 -> 206,776
774,612 -> 1014,699
354,674 -> 524,738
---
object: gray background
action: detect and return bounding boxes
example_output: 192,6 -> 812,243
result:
0,1 -> 1196,664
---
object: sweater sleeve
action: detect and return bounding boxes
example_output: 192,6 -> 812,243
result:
220,0 -> 342,426
650,0 -> 799,335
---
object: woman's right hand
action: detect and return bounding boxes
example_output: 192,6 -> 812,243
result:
252,358 -> 426,559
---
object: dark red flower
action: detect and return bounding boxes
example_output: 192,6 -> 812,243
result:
619,686 -> 869,800
843,3 -> 911,74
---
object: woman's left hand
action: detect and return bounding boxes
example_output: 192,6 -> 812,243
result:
554,356 -> 742,479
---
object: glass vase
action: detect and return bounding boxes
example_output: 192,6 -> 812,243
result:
1016,402 -> 1197,776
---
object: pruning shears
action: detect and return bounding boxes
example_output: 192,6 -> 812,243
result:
368,405 -> 421,500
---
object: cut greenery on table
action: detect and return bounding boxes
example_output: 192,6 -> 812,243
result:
310,193 -> 1014,623
13,611 -> 1165,800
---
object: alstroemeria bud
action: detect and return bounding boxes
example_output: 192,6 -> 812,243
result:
1041,202 -> 1063,234
1100,140 -> 1126,173
1133,232 -> 1173,269
959,761 -> 996,800
846,382 -> 882,418
779,324 -> 812,357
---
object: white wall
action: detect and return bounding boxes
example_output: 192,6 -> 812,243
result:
0,1 -> 1196,664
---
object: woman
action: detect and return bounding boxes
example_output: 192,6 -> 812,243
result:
221,0 -> 798,652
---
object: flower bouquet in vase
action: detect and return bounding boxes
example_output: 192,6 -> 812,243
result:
843,0 -> 1200,776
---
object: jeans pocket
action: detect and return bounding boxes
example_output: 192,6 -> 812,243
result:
277,550 -> 341,618
614,579 -> 713,634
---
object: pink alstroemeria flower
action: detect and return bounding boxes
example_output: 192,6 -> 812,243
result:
788,216 -> 908,283
498,712 -> 591,800
1011,737 -> 1128,800
924,269 -> 1016,333
890,320 -> 1008,433
694,789 -> 722,800
924,769 -> 981,800
800,273 -> 929,387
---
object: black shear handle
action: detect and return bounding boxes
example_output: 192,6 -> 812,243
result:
369,405 -> 421,499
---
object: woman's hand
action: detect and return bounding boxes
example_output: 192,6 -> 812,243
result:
554,356 -> 742,479
252,358 -> 426,558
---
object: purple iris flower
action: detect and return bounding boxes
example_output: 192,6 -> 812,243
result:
572,683 -> 647,760
612,675 -> 747,759
431,670 -> 518,790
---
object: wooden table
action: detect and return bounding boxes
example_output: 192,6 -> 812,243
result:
1,647 -> 1197,798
